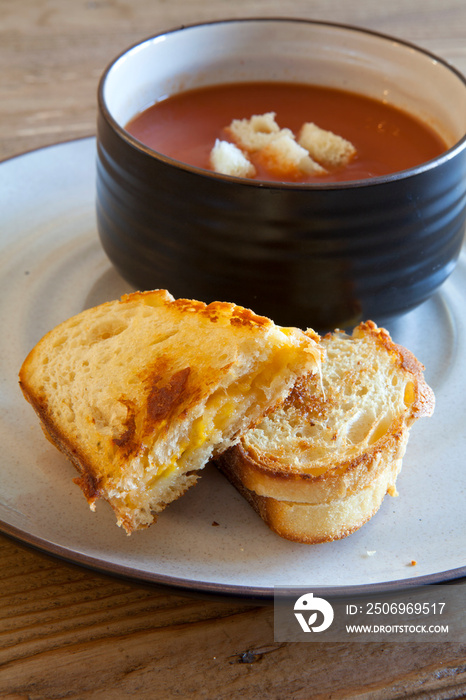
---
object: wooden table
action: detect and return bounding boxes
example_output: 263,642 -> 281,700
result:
1,1 -> 465,697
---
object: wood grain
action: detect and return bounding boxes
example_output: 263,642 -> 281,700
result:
1,538 -> 465,699
1,1 -> 465,697
2,0 -> 466,162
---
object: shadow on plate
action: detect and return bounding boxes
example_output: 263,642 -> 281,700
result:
83,265 -> 134,311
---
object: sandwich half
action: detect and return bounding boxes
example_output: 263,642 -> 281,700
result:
19,289 -> 321,533
215,321 -> 435,543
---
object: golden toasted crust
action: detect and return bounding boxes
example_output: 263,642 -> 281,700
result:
352,321 -> 434,419
220,451 -> 403,543
215,321 -> 434,543
216,420 -> 410,506
19,289 -> 321,533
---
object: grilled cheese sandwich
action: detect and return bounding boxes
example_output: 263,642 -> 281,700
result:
19,289 -> 321,533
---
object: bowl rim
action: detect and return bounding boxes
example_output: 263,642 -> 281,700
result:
97,16 -> 466,191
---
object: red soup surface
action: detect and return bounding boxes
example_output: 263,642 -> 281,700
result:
125,81 -> 447,183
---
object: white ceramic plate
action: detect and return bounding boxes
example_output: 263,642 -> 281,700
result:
1,138 -> 465,600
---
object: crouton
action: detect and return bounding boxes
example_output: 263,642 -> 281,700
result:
226,112 -> 281,152
298,122 -> 356,168
258,129 -> 327,179
209,139 -> 256,178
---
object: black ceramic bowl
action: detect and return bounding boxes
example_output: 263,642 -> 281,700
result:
96,18 -> 466,331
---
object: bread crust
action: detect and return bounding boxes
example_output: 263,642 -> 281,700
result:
219,451 -> 403,544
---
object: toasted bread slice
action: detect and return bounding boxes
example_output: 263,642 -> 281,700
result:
19,290 -> 321,534
216,321 -> 435,543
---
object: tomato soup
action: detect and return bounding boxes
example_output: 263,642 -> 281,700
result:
125,82 -> 447,183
